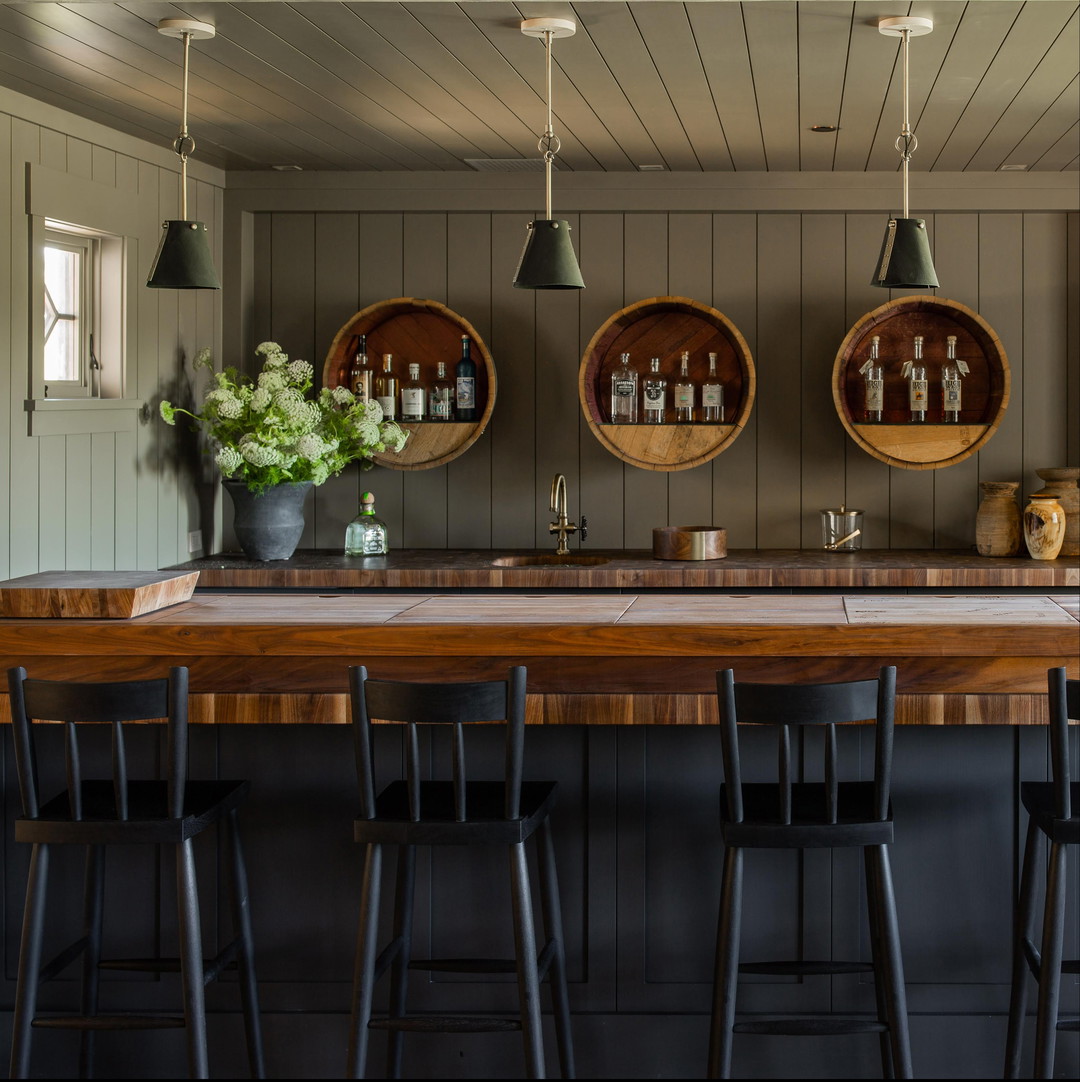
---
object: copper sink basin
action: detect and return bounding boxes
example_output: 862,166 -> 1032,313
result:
491,555 -> 610,568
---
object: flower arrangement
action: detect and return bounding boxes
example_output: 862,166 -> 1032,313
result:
159,342 -> 408,493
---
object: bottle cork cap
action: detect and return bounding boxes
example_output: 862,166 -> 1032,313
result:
361,491 -> 375,507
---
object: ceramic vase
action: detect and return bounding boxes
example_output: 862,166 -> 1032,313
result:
1032,467 -> 1079,556
975,482 -> 1021,557
224,480 -> 312,561
1022,494 -> 1065,561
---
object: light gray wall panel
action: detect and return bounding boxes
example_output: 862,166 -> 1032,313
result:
0,112 -> 11,579
64,433 -> 91,570
90,431 -> 115,570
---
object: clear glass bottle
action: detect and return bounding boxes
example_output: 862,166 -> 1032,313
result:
428,361 -> 453,422
344,491 -> 388,555
673,351 -> 696,423
642,357 -> 667,424
701,352 -> 724,422
375,354 -> 397,421
610,352 -> 638,423
455,335 -> 477,422
400,362 -> 426,422
863,335 -> 884,423
349,333 -> 371,402
942,335 -> 961,423
907,336 -> 927,423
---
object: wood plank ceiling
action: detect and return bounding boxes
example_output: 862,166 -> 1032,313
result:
0,1 -> 1075,173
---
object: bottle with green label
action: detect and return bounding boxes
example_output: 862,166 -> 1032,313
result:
345,491 -> 389,555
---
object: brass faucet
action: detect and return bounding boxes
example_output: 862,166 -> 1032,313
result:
549,473 -> 587,555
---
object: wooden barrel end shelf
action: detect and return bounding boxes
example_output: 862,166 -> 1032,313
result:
579,296 -> 756,472
323,297 -> 496,471
833,296 -> 1009,471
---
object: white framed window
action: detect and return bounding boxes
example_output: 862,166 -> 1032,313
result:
43,225 -> 98,396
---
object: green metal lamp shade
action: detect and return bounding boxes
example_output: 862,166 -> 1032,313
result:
870,217 -> 939,289
513,219 -> 585,290
146,219 -> 221,289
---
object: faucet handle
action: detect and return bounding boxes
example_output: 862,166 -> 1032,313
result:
579,515 -> 588,543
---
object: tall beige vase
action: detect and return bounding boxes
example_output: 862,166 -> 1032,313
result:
975,481 -> 1021,557
1023,494 -> 1066,561
1032,467 -> 1079,556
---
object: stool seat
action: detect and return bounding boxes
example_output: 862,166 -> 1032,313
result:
1019,780 -> 1080,845
721,782 -> 894,848
356,780 -> 558,846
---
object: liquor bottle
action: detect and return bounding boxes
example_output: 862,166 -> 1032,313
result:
375,354 -> 397,421
862,335 -> 884,423
701,352 -> 724,422
673,351 -> 696,423
455,335 -> 477,422
400,363 -> 426,422
344,491 -> 389,555
610,352 -> 638,423
942,335 -> 961,423
904,336 -> 927,423
642,357 -> 667,424
349,334 -> 371,402
428,361 -> 454,422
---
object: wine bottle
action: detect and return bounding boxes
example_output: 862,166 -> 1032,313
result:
455,335 -> 477,422
673,351 -> 695,423
375,354 -> 397,421
701,352 -> 724,422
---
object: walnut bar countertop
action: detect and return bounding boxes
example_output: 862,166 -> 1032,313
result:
167,548 -> 1079,590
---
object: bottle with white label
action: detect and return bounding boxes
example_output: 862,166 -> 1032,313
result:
942,335 -> 961,423
862,335 -> 884,423
906,336 -> 927,423
375,354 -> 397,421
610,352 -> 638,423
400,363 -> 425,422
455,336 -> 477,422
642,357 -> 667,424
428,361 -> 453,422
673,351 -> 696,423
701,352 -> 724,422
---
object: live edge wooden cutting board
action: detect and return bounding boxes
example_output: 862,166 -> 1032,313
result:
0,571 -> 199,618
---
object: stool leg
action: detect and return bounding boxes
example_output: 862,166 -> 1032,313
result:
1033,840 -> 1067,1079
864,846 -> 894,1079
10,843 -> 50,1080
509,840 -> 545,1079
347,842 -> 383,1080
707,845 -> 743,1080
868,845 -> 912,1080
78,843 -> 105,1080
1005,815 -> 1040,1079
177,837 -> 209,1079
537,817 -> 575,1079
225,809 -> 265,1079
387,844 -> 416,1079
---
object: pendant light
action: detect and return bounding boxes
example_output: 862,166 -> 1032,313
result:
870,17 -> 939,290
513,18 -> 585,290
147,18 -> 221,290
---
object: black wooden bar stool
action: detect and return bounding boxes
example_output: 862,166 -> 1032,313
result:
6,665 -> 264,1080
345,664 -> 574,1079
1004,666 -> 1079,1079
708,666 -> 911,1079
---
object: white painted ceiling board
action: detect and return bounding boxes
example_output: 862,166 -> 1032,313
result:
1033,116 -> 1079,169
797,1 -> 853,171
741,0 -> 801,170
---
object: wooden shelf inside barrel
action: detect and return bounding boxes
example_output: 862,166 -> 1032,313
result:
323,297 -> 495,471
833,296 -> 1009,471
579,296 -> 755,472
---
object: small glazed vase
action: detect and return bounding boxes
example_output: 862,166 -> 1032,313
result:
1022,494 -> 1066,561
224,480 -> 313,561
1032,467 -> 1079,556
975,481 -> 1021,557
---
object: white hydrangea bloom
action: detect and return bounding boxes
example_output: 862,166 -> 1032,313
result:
361,398 -> 383,423
331,385 -> 354,406
258,370 -> 286,393
273,388 -> 309,424
215,446 -> 243,475
255,341 -> 288,368
285,359 -> 313,384
294,433 -> 328,460
216,395 -> 243,419
355,420 -> 381,446
240,441 -> 282,467
250,387 -> 271,412
387,425 -> 409,453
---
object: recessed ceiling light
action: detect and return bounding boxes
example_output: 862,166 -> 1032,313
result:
638,164 -> 665,171
999,164 -> 1028,171
271,164 -> 303,172
810,125 -> 839,133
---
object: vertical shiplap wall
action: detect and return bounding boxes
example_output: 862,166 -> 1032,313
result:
247,206 -> 1079,552
1,93 -> 225,579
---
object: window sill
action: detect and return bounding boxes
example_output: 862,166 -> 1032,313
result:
25,398 -> 145,436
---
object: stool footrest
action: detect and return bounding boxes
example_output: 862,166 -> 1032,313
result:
32,1014 -> 186,1031
734,1017 -> 888,1036
739,960 -> 873,976
1058,1018 -> 1079,1032
370,1014 -> 523,1034
97,939 -> 241,986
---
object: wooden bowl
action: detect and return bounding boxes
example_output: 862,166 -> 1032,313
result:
652,526 -> 727,561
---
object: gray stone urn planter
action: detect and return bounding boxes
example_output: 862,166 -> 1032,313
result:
224,480 -> 313,561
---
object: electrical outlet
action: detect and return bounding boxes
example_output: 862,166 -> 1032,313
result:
187,530 -> 203,554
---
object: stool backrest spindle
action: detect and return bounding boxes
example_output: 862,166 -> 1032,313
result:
1047,666 -> 1078,821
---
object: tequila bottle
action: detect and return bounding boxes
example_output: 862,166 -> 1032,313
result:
400,363 -> 426,422
942,335 -> 961,423
428,361 -> 454,422
673,351 -> 696,423
701,352 -> 724,422
375,354 -> 397,421
863,335 -> 883,422
610,352 -> 638,423
642,358 -> 667,424
344,491 -> 389,555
